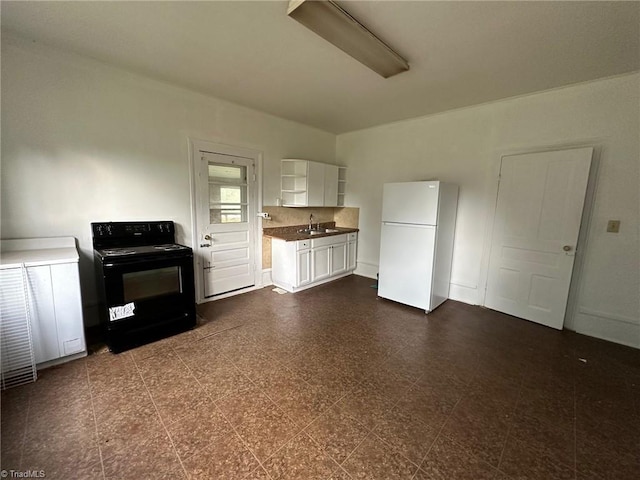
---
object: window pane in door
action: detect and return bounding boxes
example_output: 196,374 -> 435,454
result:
208,163 -> 248,224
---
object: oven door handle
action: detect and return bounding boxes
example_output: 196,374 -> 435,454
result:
102,255 -> 191,268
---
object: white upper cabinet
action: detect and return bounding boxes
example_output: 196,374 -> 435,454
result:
281,159 -> 344,207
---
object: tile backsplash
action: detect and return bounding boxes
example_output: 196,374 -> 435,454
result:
261,207 -> 359,268
262,206 -> 336,227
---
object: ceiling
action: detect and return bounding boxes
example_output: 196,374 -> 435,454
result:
2,1 -> 638,134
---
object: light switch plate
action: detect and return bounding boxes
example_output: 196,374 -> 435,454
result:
606,220 -> 620,233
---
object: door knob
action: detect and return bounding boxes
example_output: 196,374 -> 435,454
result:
204,234 -> 212,240
563,245 -> 572,252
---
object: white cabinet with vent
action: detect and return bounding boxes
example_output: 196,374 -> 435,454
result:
281,159 -> 344,207
0,237 -> 87,369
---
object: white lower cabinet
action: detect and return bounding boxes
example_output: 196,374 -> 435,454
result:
272,233 -> 357,293
347,233 -> 358,270
330,242 -> 347,276
311,246 -> 331,282
27,263 -> 86,364
297,248 -> 312,287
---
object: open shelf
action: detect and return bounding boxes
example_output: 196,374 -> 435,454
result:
337,167 -> 347,206
280,160 -> 347,207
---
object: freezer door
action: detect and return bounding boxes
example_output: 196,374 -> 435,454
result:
382,181 -> 440,225
378,223 -> 436,311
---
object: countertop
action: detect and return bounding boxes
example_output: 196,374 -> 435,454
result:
0,237 -> 79,269
263,224 -> 358,242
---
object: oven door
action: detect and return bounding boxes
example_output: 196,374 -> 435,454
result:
101,253 -> 196,328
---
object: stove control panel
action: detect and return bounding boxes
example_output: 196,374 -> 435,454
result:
91,221 -> 176,248
157,222 -> 173,233
93,223 -> 114,237
124,224 -> 150,234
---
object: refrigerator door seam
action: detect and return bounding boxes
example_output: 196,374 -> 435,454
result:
382,222 -> 436,228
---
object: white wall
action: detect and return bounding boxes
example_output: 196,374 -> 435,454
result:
1,35 -> 336,325
337,73 -> 639,348
2,34 -> 638,347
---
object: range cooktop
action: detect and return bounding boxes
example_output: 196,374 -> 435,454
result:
96,243 -> 191,260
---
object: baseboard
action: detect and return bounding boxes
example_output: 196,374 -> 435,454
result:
38,351 -> 88,370
273,271 -> 356,293
573,307 -> 640,349
449,281 -> 480,305
199,284 -> 264,303
354,262 -> 478,307
354,261 -> 378,280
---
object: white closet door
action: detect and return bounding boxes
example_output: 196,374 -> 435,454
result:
485,147 -> 592,329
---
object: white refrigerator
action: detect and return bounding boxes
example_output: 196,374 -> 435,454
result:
378,181 -> 458,312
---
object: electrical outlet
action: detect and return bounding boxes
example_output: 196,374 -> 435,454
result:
606,220 -> 620,233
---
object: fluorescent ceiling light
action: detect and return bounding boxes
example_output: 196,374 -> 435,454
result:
287,0 -> 409,78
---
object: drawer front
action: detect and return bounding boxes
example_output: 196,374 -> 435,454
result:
347,232 -> 357,241
311,234 -> 346,248
296,240 -> 310,250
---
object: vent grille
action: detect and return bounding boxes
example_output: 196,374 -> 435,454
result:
1,266 -> 37,389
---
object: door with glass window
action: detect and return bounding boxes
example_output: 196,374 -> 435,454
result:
199,152 -> 256,297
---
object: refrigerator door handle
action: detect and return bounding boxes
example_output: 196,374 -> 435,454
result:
382,222 -> 435,228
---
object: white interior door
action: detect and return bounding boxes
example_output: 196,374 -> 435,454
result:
198,152 -> 257,298
485,147 -> 593,329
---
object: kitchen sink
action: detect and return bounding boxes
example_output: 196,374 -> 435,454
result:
298,228 -> 341,235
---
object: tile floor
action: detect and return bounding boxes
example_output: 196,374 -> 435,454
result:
1,275 -> 639,479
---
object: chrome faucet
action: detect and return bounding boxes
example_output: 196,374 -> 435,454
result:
309,213 -> 314,231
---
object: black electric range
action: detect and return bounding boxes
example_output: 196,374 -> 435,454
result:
92,221 -> 196,353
